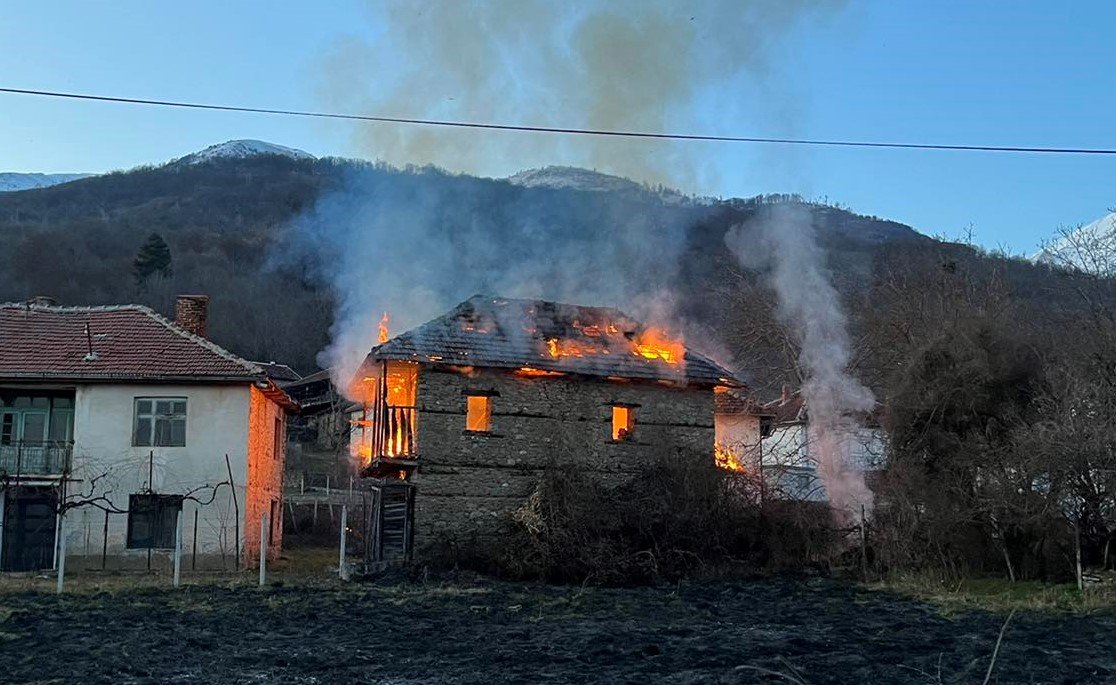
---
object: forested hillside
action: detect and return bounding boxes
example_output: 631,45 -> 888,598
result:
0,152 -> 1104,394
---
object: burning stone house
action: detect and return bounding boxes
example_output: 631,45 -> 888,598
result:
351,295 -> 744,551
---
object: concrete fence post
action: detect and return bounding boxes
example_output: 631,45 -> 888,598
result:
173,508 -> 184,588
56,509 -> 66,595
258,512 -> 268,587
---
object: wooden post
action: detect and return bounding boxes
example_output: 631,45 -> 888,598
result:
1075,517 -> 1084,592
258,512 -> 268,587
56,509 -> 66,595
339,505 -> 349,581
859,504 -> 868,577
173,509 -> 183,588
101,509 -> 109,570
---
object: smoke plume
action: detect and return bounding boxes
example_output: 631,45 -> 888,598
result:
321,0 -> 845,191
727,203 -> 874,521
299,1 -> 846,390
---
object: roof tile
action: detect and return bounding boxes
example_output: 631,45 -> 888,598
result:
0,303 -> 263,381
369,295 -> 743,386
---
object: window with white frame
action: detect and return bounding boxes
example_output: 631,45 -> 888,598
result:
133,397 -> 187,447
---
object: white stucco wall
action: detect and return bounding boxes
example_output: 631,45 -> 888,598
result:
714,413 -> 763,469
761,423 -> 887,502
63,383 -> 254,569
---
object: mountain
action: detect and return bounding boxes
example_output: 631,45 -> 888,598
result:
0,141 -> 1097,388
505,165 -> 704,204
507,166 -> 653,194
173,139 -> 316,165
1032,212 -> 1116,275
0,172 -> 93,193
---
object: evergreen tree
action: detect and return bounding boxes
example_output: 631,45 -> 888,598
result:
132,233 -> 173,285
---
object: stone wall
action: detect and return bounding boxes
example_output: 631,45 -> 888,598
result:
412,366 -> 715,551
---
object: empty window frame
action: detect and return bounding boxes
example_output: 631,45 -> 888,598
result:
465,395 -> 492,433
133,398 -> 187,447
126,494 -> 182,549
273,416 -> 284,460
612,405 -> 636,442
270,498 -> 281,542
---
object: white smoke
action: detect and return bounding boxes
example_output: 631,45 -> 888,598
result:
278,167 -> 692,392
294,1 -> 849,392
727,202 -> 874,522
321,0 -> 846,192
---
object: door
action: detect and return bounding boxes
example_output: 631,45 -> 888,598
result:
1,487 -> 59,572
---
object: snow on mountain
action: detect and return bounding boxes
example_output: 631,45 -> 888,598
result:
506,166 -> 650,194
1033,212 -> 1116,275
505,165 -> 706,206
0,173 -> 93,193
174,139 -> 316,165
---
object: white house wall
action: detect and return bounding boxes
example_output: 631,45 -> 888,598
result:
714,413 -> 762,468
761,423 -> 887,502
65,383 -> 252,569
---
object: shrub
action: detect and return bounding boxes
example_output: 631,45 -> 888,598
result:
434,446 -> 841,585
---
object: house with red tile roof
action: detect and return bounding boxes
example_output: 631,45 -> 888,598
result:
0,295 -> 296,572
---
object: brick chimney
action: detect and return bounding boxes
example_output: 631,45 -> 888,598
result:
27,295 -> 58,307
174,295 -> 209,339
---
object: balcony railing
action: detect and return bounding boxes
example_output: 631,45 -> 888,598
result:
0,441 -> 73,477
354,405 -> 418,461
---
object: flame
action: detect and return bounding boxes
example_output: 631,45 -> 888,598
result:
633,328 -> 683,364
378,312 -> 390,344
516,366 -> 565,378
354,362 -> 417,466
715,444 -> 746,472
545,337 -> 609,358
543,326 -> 683,366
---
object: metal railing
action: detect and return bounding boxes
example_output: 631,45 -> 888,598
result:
0,440 -> 73,477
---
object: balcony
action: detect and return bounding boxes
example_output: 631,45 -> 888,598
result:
354,405 -> 418,478
0,441 -> 72,477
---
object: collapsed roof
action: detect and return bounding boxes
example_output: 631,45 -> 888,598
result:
366,295 -> 743,387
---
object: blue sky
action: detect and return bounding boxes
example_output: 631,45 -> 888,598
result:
1,1 -> 1113,254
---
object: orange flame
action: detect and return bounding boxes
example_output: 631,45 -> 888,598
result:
543,326 -> 683,366
715,444 -> 746,472
516,366 -> 566,378
378,312 -> 390,344
633,328 -> 683,364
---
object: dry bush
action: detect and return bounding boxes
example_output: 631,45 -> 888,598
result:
436,447 -> 843,585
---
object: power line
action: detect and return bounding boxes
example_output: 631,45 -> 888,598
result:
3,86 -> 1116,156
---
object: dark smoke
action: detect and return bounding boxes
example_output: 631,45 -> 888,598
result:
300,1 -> 846,388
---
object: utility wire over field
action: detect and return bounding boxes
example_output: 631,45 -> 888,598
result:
2,86 -> 1115,156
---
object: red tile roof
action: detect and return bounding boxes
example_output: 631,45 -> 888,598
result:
714,389 -> 769,416
763,390 -> 807,425
0,302 -> 263,382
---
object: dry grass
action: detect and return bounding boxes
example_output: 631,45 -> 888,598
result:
876,573 -> 1116,614
0,546 -> 350,596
